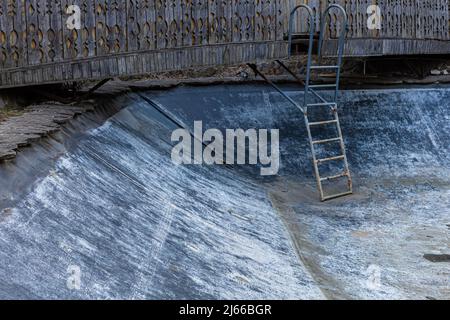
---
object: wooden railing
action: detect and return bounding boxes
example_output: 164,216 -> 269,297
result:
291,0 -> 449,40
0,0 -> 289,88
0,0 -> 449,88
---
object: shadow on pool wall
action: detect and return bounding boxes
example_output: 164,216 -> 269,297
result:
0,84 -> 449,299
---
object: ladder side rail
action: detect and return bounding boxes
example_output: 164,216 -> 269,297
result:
318,4 -> 349,60
334,6 -> 348,103
301,6 -> 316,109
275,60 -> 328,105
318,4 -> 349,102
304,112 -> 325,198
332,110 -> 353,192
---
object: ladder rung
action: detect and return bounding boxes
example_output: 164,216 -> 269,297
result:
320,171 -> 348,182
310,65 -> 339,70
309,119 -> 338,126
312,137 -> 341,145
290,39 -> 314,45
321,191 -> 353,202
309,84 -> 337,89
316,155 -> 345,164
306,102 -> 336,107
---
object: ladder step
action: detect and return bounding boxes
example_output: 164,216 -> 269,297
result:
310,65 -> 339,70
320,171 -> 349,182
309,119 -> 338,126
306,102 -> 336,107
309,84 -> 337,89
312,137 -> 341,145
316,155 -> 345,164
290,39 -> 316,45
321,191 -> 353,202
287,33 -> 320,39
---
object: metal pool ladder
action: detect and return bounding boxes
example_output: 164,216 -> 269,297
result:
249,4 -> 352,201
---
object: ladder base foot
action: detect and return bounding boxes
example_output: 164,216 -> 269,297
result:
321,191 -> 353,202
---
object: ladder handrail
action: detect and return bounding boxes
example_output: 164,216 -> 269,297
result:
318,4 -> 348,63
288,5 -> 315,59
287,4 -> 315,108
316,4 -> 348,103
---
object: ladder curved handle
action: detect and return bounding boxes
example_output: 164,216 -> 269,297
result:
288,4 -> 316,58
318,4 -> 348,60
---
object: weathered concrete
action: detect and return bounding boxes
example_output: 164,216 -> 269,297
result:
0,84 -> 449,299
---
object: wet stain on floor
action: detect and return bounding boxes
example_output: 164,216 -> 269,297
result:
423,254 -> 450,263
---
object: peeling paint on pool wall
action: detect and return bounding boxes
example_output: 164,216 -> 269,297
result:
171,121 -> 280,176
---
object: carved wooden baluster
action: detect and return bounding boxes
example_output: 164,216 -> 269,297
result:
266,0 -> 277,41
127,0 -> 140,51
156,0 -> 168,49
145,0 -> 157,50
106,0 -> 126,54
232,0 -> 243,42
0,2 -> 6,67
209,0 -> 231,44
243,0 -> 255,41
82,0 -> 96,58
195,0 -> 208,45
275,0 -> 285,41
26,0 -> 39,65
6,0 -> 26,68
181,0 -> 192,46
95,0 -> 108,55
39,0 -> 62,65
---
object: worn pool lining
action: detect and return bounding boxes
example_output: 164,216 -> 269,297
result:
268,186 -> 350,300
0,97 -> 123,211
1,83 -> 449,299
